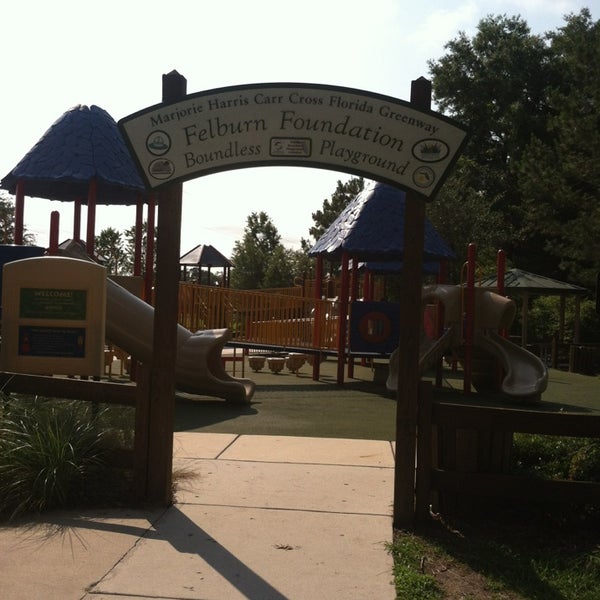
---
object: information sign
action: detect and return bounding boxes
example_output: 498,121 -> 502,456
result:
120,83 -> 468,199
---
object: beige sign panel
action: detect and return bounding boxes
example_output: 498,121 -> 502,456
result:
0,257 -> 106,377
120,83 -> 467,199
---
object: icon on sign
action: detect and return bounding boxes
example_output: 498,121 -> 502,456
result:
412,139 -> 449,163
148,159 -> 175,180
146,130 -> 171,156
270,137 -> 312,157
412,166 -> 435,188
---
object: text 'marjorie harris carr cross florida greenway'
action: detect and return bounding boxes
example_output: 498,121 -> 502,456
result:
119,82 -> 467,199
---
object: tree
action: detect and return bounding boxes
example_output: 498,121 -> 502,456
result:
517,9 -> 600,288
426,11 -> 600,287
0,192 -> 36,245
308,177 -> 364,244
121,221 -> 156,277
263,246 -> 295,289
231,212 -> 282,289
95,227 -> 124,275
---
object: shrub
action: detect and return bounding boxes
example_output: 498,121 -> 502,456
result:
0,397 -> 129,520
512,434 -> 600,482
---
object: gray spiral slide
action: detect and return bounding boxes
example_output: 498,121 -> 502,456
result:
387,284 -> 548,399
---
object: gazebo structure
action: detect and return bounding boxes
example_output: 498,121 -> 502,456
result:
179,244 -> 233,287
309,180 -> 455,383
479,268 -> 588,349
0,104 -> 155,299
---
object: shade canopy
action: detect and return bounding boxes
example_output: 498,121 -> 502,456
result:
1,105 -> 145,205
308,181 -> 455,262
479,268 -> 587,296
180,244 -> 233,268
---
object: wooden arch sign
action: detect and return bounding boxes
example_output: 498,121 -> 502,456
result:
119,82 -> 466,199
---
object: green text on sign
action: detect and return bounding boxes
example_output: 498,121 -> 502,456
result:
19,288 -> 87,320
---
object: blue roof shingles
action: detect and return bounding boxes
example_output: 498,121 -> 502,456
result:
309,181 -> 455,262
1,105 -> 146,204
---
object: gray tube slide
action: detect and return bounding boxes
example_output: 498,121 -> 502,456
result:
105,279 -> 255,403
59,241 -> 254,402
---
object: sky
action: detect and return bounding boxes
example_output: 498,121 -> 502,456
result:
1,0 -> 594,259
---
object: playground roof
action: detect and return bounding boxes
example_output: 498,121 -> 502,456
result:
180,244 -> 233,268
1,105 -> 145,205
479,268 -> 587,296
308,181 -> 455,262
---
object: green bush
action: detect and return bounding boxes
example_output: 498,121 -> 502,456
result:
512,434 -> 600,482
527,296 -> 600,343
0,397 -> 131,520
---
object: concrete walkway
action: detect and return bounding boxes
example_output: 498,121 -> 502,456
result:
0,433 -> 396,599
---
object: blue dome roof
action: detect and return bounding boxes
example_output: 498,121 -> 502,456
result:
309,181 -> 455,261
1,105 -> 145,205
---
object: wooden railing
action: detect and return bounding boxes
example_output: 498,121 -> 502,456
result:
177,283 -> 339,350
414,382 -> 600,520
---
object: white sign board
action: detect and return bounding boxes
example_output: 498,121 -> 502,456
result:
119,83 -> 467,199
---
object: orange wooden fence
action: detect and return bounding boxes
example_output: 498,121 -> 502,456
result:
177,282 -> 339,351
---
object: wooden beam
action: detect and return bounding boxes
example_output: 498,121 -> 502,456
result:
143,70 -> 186,505
393,76 -> 431,529
0,372 -> 135,406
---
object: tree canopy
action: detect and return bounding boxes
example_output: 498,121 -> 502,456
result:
0,192 -> 36,246
307,177 -> 364,245
426,8 -> 599,288
230,211 -> 310,289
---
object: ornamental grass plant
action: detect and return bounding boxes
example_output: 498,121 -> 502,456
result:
0,395 -> 134,521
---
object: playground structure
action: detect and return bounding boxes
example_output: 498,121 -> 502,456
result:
60,241 -> 255,403
0,236 -> 550,404
386,284 -> 549,399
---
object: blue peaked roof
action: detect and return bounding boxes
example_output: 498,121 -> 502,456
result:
308,181 -> 455,262
1,105 -> 145,204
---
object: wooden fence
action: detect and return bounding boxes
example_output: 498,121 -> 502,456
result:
413,382 -> 600,520
177,282 -> 339,350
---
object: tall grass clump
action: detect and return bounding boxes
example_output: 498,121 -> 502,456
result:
0,396 -> 124,520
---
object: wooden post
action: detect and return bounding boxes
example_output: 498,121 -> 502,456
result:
143,70 -> 186,504
415,381 -> 433,521
393,76 -> 430,529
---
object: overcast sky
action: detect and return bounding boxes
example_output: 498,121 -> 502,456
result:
1,1 -> 594,257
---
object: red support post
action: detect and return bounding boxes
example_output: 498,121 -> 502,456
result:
73,197 -> 82,242
348,256 -> 359,378
85,177 -> 97,256
463,243 -> 476,394
14,180 -> 24,245
48,211 -> 60,255
336,251 -> 350,385
134,194 -> 144,277
312,255 -> 324,380
144,195 -> 156,303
